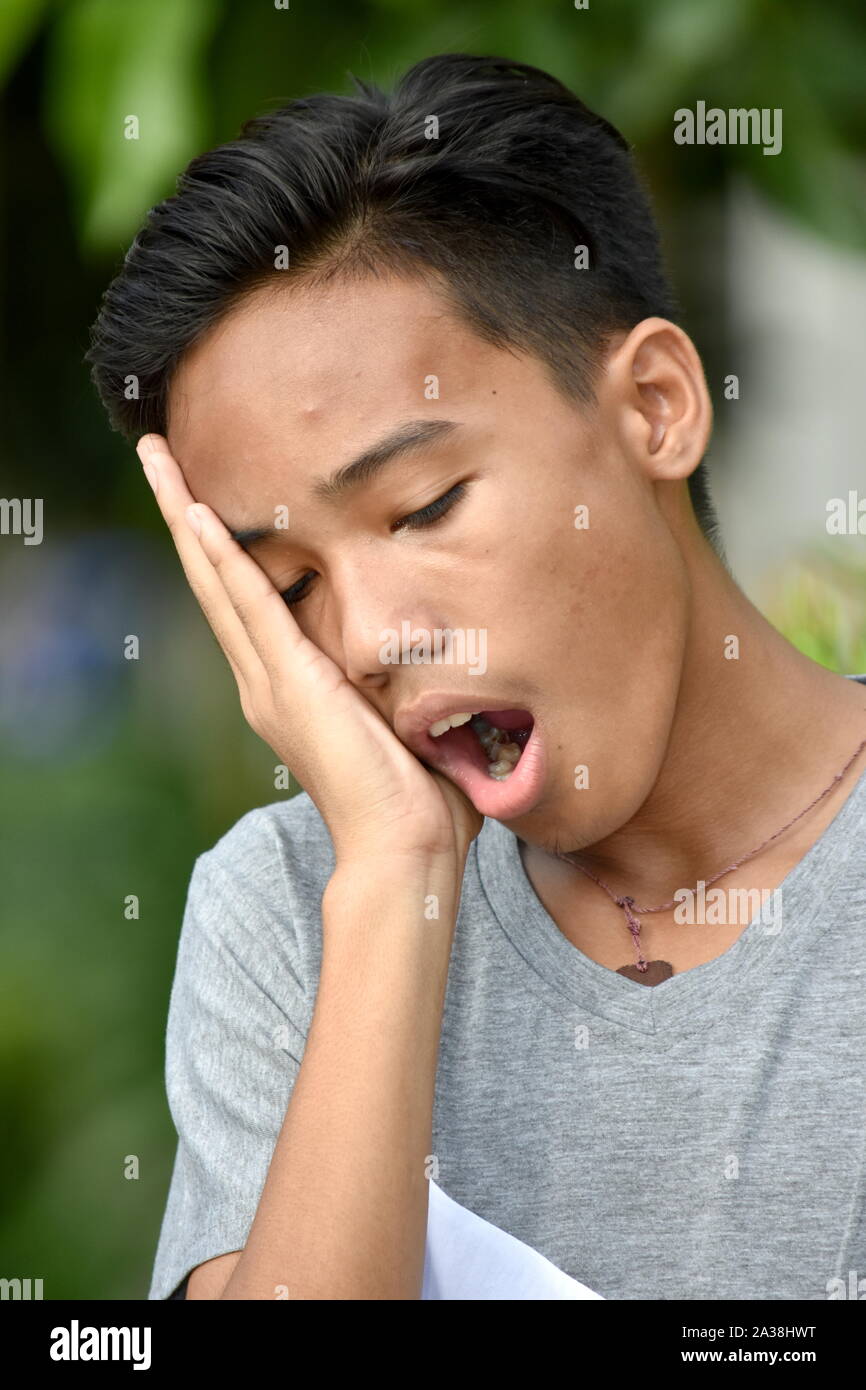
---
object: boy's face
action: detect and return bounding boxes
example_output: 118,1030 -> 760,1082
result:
167,273 -> 691,854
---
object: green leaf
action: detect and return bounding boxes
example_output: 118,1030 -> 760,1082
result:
0,0 -> 50,88
42,0 -> 222,256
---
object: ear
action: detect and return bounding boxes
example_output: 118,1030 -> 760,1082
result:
603,317 -> 712,482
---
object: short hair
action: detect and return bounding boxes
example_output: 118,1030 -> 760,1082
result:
86,52 -> 723,554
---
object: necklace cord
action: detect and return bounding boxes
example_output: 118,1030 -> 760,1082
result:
555,733 -> 866,972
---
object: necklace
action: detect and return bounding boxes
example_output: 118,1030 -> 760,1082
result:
555,734 -> 866,986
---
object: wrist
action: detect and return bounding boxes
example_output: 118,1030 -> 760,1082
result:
332,836 -> 465,880
323,852 -> 463,936
327,849 -> 461,897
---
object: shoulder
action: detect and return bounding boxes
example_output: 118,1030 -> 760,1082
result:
204,789 -> 335,871
175,792 -> 335,996
191,791 -> 336,922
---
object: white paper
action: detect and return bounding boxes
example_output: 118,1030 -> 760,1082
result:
421,1179 -> 603,1300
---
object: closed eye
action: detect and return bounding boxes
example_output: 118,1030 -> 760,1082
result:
390,481 -> 468,534
280,482 -> 469,607
279,570 -> 318,608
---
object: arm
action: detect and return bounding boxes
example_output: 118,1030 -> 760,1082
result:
219,853 -> 462,1300
137,435 -> 482,1300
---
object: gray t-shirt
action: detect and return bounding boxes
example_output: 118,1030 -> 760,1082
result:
149,674 -> 866,1300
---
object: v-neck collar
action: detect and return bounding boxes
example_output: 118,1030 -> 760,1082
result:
474,675 -> 866,1036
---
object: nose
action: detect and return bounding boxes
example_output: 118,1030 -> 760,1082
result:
339,607 -> 393,690
327,558 -> 450,692
327,563 -> 408,690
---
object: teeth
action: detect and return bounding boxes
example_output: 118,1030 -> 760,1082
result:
496,742 -> 522,765
428,711 -> 474,737
426,709 -> 526,781
470,714 -> 523,779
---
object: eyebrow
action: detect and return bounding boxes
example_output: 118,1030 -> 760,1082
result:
229,418 -> 461,550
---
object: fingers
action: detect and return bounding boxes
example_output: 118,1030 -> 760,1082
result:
137,432 -> 309,690
136,433 -> 268,695
181,498 -> 310,683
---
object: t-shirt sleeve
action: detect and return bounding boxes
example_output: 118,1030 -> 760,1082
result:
148,823 -> 316,1300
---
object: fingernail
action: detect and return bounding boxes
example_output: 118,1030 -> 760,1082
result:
141,459 -> 159,496
185,503 -> 203,536
137,434 -> 157,457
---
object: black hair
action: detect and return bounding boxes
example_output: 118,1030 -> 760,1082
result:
86,52 -> 723,554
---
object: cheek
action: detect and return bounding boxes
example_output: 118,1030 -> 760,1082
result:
521,503 -> 687,709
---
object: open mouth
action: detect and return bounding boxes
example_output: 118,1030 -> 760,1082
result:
401,697 -> 546,820
428,709 -> 535,781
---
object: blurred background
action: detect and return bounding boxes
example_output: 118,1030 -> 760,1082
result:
1,0 -> 865,1298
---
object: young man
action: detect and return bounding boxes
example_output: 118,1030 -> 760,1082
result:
88,54 -> 866,1301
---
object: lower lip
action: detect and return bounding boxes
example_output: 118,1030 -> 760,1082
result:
421,717 -> 547,820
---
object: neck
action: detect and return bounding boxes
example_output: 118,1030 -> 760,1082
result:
553,545 -> 866,901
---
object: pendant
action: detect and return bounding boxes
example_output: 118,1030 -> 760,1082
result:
616,959 -> 674,986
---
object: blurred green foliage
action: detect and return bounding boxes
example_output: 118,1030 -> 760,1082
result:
765,548 -> 866,673
1,0 -> 864,1300
43,0 -> 221,252
9,0 -> 866,257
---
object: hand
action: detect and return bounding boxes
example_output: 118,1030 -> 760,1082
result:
136,434 -> 483,868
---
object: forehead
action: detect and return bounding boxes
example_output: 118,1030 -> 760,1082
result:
166,274 -> 527,505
